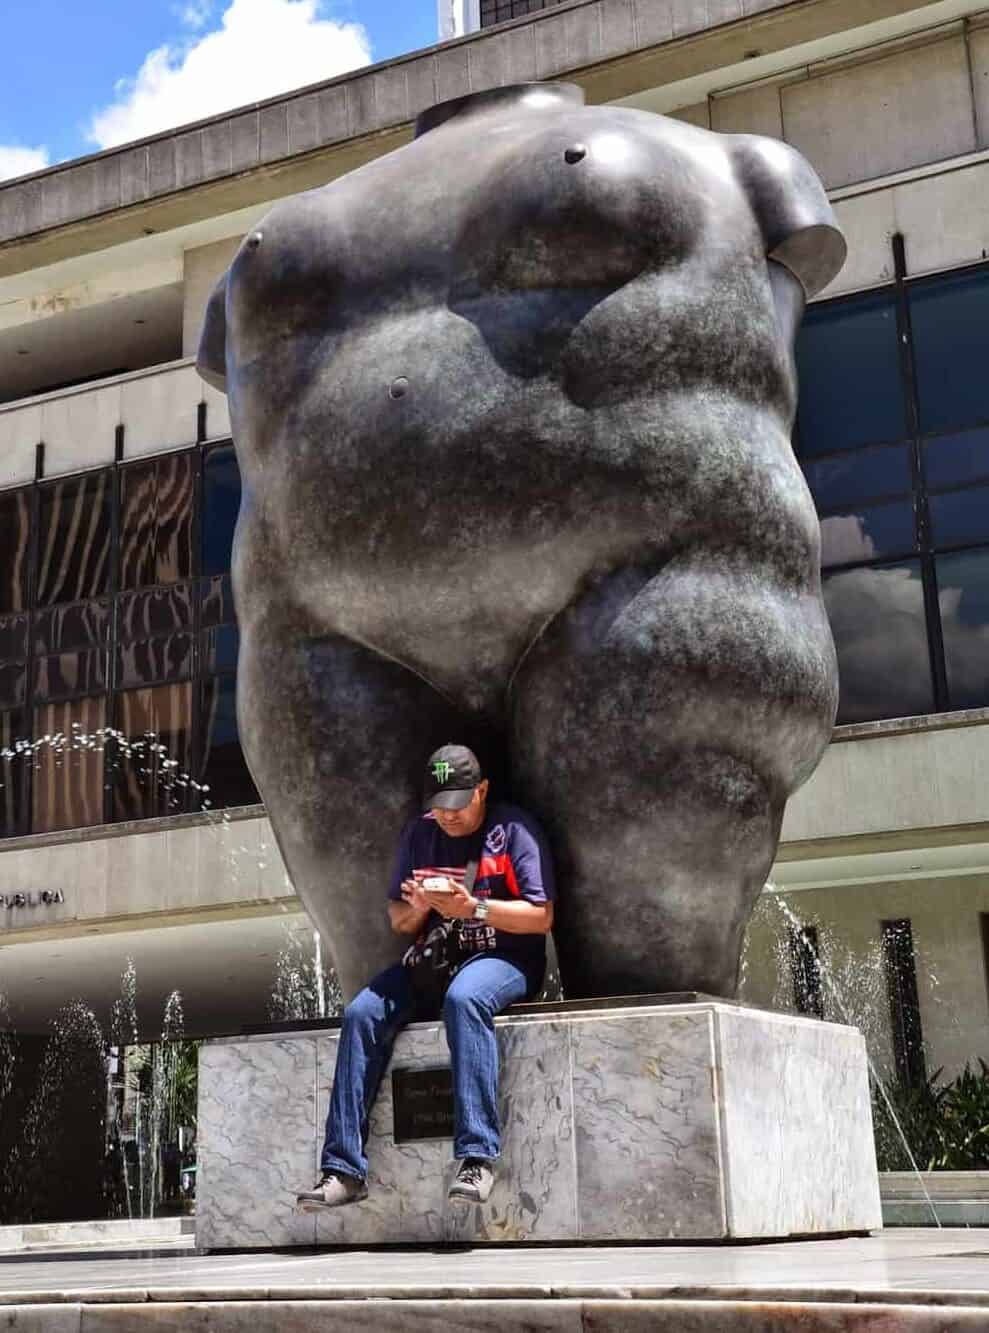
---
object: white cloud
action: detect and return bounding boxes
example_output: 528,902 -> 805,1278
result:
87,0 -> 372,150
177,0 -> 215,28
0,144 -> 50,182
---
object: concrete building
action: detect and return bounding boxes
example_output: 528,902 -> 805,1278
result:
1,0 -> 989,1106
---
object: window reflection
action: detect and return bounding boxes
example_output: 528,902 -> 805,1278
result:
820,501 -> 916,569
929,487 -> 989,550
0,491 -> 30,615
937,548 -> 989,709
200,675 -> 258,809
911,267 -> 989,435
111,683 -> 193,822
803,443 -> 912,512
823,561 -> 934,723
120,453 -> 195,591
37,472 -> 111,607
796,290 -> 906,456
34,600 -> 110,656
924,428 -> 989,489
115,634 -> 194,690
32,696 -> 106,833
203,445 -> 241,577
0,711 -> 29,837
117,584 -> 194,644
34,651 -> 106,701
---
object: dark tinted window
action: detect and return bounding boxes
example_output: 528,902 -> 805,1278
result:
0,615 -> 28,663
200,674 -> 258,809
119,452 -> 195,590
937,548 -> 989,709
34,599 -> 110,655
930,486 -> 989,549
203,445 -> 241,577
820,501 -> 916,568
115,634 -> 194,690
0,711 -> 30,836
803,443 -> 912,511
823,561 -> 933,723
0,491 -> 30,614
911,267 -> 989,435
796,291 -> 906,457
32,696 -> 106,833
36,472 -> 111,606
924,428 -> 989,489
111,683 -> 193,822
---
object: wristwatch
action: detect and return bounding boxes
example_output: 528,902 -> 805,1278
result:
472,898 -> 490,922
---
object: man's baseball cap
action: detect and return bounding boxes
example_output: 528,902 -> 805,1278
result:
423,744 -> 483,811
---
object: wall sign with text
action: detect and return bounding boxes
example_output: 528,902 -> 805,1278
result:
1,890 -> 65,910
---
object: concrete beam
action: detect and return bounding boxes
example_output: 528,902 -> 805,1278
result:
0,0 -> 946,278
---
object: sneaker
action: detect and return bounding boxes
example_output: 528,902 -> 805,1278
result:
296,1171 -> 368,1211
448,1157 -> 494,1204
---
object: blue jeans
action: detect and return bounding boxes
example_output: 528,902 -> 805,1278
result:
320,953 -> 542,1180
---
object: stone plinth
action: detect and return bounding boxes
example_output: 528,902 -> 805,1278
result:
195,1000 -> 882,1248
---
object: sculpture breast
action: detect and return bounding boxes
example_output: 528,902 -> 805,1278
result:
197,82 -> 845,1001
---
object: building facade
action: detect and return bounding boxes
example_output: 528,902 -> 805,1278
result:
1,0 -> 988,1100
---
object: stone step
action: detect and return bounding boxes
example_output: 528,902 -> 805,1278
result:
2,1295 -> 989,1330
0,1215 -> 195,1254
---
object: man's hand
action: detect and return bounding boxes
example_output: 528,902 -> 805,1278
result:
424,879 -> 477,920
400,878 -> 429,912
389,879 -> 433,935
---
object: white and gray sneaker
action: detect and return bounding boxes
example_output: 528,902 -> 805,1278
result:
448,1157 -> 494,1204
296,1171 -> 368,1211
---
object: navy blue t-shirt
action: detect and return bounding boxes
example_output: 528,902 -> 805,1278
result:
388,801 -> 555,970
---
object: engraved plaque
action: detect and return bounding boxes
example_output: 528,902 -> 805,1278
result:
392,1065 -> 455,1143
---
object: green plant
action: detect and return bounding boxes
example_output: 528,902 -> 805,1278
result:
873,1059 -> 989,1172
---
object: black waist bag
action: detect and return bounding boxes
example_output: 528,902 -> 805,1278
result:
401,859 -> 478,1011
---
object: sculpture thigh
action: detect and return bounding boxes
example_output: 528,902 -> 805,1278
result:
510,549 -> 837,999
236,608 -> 473,999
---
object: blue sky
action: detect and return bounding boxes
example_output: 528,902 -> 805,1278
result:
0,0 -> 438,179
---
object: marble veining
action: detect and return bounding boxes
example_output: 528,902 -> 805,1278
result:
571,1011 -> 725,1241
715,1008 -> 884,1238
197,1038 -> 317,1250
196,1003 -> 881,1249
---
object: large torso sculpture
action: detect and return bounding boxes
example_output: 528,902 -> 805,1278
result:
197,83 -> 845,1002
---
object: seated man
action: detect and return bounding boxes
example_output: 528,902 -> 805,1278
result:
296,744 -> 555,1209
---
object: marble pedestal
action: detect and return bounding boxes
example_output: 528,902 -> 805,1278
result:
195,1000 -> 882,1248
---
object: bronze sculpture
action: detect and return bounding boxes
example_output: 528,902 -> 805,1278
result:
197,83 -> 845,1001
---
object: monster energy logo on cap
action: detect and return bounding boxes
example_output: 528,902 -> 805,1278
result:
423,744 -> 483,813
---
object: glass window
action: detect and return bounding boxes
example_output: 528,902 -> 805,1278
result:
0,664 -> 26,710
32,696 -> 107,833
33,651 -> 106,701
823,560 -> 934,723
202,625 -> 239,675
911,267 -> 989,435
201,574 -> 236,628
803,443 -> 912,512
119,453 -> 195,591
0,490 -> 30,614
937,548 -> 989,710
796,290 -> 906,457
111,683 -> 193,822
924,427 -> 989,489
202,445 -> 241,577
36,472 -> 111,607
115,634 -> 193,690
929,486 -> 989,549
820,501 -> 916,569
200,675 -> 258,809
0,614 -> 28,663
117,584 -> 194,643
0,711 -> 30,837
34,599 -> 110,655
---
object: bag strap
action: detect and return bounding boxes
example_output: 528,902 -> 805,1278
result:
463,857 -> 479,892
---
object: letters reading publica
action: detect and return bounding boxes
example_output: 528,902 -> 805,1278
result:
0,890 -> 65,910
